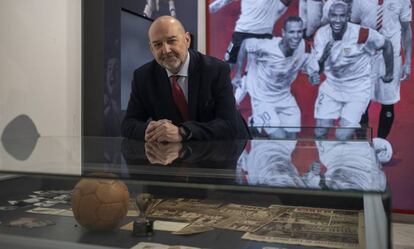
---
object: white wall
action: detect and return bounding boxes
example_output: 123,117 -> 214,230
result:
0,0 -> 81,137
197,0 -> 206,54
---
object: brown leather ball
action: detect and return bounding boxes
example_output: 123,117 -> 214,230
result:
71,178 -> 129,231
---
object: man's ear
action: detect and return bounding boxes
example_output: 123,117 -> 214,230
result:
185,32 -> 191,48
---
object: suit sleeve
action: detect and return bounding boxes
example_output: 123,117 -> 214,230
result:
181,63 -> 245,140
121,73 -> 150,139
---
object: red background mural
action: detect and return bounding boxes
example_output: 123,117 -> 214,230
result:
207,0 -> 414,211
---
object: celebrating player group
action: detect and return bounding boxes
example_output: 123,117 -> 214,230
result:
209,0 -> 412,140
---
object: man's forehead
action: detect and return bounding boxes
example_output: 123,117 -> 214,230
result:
330,4 -> 348,14
150,34 -> 179,43
149,25 -> 184,41
285,21 -> 303,31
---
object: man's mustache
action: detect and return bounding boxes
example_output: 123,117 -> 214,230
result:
161,53 -> 178,60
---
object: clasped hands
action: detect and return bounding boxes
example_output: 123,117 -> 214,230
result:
144,120 -> 187,165
145,142 -> 183,165
145,119 -> 182,142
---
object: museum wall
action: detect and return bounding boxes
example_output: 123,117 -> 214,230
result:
0,0 -> 81,137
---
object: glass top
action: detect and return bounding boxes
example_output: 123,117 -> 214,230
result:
0,127 -> 386,193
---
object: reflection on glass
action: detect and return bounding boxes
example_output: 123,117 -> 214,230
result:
0,135 -> 386,193
237,140 -> 386,192
316,141 -> 386,191
237,140 -> 304,188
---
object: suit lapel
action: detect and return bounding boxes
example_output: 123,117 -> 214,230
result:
187,50 -> 200,120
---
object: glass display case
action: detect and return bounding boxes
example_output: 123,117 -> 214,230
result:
0,128 -> 390,249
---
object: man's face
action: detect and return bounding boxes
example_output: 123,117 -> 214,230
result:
149,21 -> 190,73
329,4 -> 349,34
282,21 -> 303,50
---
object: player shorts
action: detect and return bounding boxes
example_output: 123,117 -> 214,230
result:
314,82 -> 371,127
225,32 -> 273,63
371,55 -> 402,105
250,98 -> 301,133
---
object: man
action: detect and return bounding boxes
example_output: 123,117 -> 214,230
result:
299,0 -> 325,38
320,0 -> 353,25
313,1 -> 394,140
235,16 -> 319,139
351,0 -> 412,138
209,0 -> 292,104
121,16 -> 250,142
210,0 -> 291,66
299,0 -> 354,38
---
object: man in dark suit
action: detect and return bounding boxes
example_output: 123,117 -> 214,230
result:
122,16 -> 250,142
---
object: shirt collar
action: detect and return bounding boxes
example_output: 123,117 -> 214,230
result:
166,51 -> 190,78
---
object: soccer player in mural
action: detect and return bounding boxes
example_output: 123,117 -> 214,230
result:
299,0 -> 325,38
143,0 -> 177,18
321,0 -> 353,24
237,140 -> 305,188
313,1 -> 394,140
209,0 -> 293,104
351,0 -> 412,139
314,140 -> 387,191
299,0 -> 354,38
234,16 -> 319,139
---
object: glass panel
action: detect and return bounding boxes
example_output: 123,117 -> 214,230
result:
0,127 -> 385,193
249,126 -> 373,141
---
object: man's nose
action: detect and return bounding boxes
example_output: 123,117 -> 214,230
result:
161,43 -> 171,53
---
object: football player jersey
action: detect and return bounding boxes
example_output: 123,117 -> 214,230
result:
351,0 -> 412,56
313,23 -> 385,93
244,37 -> 318,104
235,0 -> 288,34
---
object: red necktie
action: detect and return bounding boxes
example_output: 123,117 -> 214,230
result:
170,75 -> 189,121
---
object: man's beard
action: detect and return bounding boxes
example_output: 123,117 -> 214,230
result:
160,54 -> 182,72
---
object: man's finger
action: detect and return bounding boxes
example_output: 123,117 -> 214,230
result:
149,126 -> 168,142
145,121 -> 162,140
146,122 -> 168,141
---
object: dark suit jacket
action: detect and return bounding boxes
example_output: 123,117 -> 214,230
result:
121,50 -> 250,140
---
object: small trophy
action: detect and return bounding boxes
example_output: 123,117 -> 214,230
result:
132,193 -> 155,237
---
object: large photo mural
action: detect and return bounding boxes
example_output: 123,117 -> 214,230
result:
207,0 -> 414,211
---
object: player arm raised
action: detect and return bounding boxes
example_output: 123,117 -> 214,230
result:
232,39 -> 248,88
279,0 -> 292,16
367,29 -> 394,83
302,49 -> 321,85
380,39 -> 394,83
209,0 -> 237,13
401,21 -> 412,80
